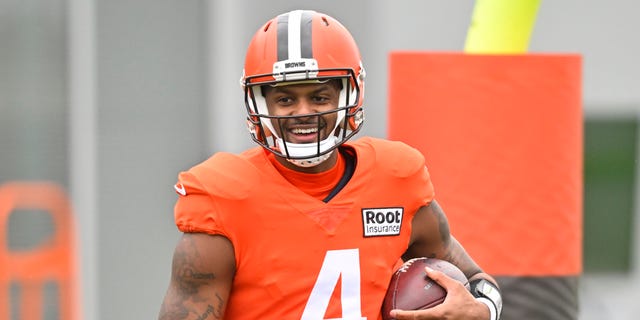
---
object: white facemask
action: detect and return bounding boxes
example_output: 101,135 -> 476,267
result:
275,136 -> 339,167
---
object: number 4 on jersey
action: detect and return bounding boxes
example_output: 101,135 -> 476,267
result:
301,249 -> 367,320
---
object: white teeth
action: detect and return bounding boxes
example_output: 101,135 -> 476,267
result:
291,128 -> 318,134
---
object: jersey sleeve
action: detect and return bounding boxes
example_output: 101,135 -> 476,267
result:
401,145 -> 435,209
411,149 -> 435,207
172,151 -> 262,237
173,170 -> 228,236
365,137 -> 435,207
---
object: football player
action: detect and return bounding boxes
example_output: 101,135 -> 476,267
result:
158,9 -> 502,320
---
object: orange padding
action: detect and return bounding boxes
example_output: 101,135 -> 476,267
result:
388,52 -> 582,276
0,182 -> 80,320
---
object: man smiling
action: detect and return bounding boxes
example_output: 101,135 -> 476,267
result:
158,9 -> 502,320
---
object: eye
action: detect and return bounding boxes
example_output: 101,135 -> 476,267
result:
274,96 -> 294,105
311,94 -> 334,104
311,85 -> 341,104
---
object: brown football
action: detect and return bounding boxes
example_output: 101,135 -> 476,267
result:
381,257 -> 470,320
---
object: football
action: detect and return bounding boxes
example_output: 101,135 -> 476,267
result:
381,257 -> 470,320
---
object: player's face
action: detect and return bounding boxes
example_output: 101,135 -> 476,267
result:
263,81 -> 341,145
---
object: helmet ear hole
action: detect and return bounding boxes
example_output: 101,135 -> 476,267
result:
348,109 -> 364,130
348,117 -> 357,131
246,116 -> 272,144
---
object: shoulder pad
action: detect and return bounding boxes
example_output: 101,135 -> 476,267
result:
357,137 -> 426,178
187,152 -> 262,200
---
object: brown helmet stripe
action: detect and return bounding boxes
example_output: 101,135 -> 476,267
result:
276,10 -> 314,62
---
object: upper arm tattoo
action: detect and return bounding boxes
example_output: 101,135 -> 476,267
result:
158,235 -> 227,320
430,200 -> 451,246
172,235 -> 217,297
425,201 -> 483,279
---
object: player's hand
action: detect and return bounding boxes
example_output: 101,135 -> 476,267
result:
389,266 -> 491,320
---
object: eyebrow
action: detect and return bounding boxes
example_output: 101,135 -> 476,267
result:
269,84 -> 335,95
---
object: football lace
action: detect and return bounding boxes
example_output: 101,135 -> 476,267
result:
397,257 -> 426,273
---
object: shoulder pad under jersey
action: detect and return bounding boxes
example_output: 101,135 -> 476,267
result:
356,137 -> 427,178
187,152 -> 263,200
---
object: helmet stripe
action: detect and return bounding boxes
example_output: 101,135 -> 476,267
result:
276,10 -> 314,62
276,13 -> 289,61
299,11 -> 313,59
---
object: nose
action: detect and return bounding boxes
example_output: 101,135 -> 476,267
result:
293,98 -> 316,116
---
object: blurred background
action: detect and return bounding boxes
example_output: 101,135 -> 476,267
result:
1,0 -> 638,319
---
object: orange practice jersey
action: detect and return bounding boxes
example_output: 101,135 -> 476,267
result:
174,137 -> 435,319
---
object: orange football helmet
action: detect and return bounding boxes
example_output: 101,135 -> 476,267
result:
241,10 -> 366,167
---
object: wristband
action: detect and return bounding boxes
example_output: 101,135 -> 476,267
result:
470,279 -> 502,320
476,297 -> 498,320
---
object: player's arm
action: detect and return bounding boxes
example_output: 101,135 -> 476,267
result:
404,200 -> 495,283
399,200 -> 502,320
158,233 -> 236,320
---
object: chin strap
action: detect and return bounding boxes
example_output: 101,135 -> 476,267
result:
470,279 -> 502,320
276,136 -> 339,167
286,151 -> 334,168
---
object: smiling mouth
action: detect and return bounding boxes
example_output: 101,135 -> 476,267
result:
291,127 -> 318,135
287,126 -> 323,143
